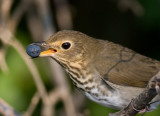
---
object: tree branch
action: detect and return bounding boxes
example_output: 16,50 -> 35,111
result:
110,71 -> 160,116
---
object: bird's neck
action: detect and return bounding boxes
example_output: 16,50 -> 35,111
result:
58,58 -> 97,91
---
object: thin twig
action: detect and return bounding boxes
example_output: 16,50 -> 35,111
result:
0,0 -> 13,24
54,0 -> 73,29
117,0 -> 144,17
0,98 -> 22,116
0,47 -> 9,72
23,92 -> 40,116
26,4 -> 44,42
7,0 -> 32,33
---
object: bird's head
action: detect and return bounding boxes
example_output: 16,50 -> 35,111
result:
38,30 -> 101,67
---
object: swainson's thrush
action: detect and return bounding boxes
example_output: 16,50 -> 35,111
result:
29,30 -> 160,111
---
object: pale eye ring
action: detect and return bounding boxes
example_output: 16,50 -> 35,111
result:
61,42 -> 71,50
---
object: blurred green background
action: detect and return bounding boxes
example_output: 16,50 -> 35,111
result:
0,0 -> 160,116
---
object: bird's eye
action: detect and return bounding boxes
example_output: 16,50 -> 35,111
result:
62,42 -> 71,50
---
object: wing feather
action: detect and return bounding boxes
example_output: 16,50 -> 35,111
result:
94,41 -> 160,88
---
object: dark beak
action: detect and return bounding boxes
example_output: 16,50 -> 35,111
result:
31,41 -> 57,57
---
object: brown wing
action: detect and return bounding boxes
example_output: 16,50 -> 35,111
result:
107,54 -> 160,87
94,42 -> 160,88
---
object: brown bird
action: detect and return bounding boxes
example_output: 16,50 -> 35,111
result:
35,30 -> 160,111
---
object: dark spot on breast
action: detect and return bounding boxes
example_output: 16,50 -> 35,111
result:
77,87 -> 85,92
85,86 -> 95,90
92,93 -> 99,97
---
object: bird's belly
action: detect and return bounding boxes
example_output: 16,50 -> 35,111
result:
85,87 -> 160,111
84,83 -> 160,111
84,87 -> 128,110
